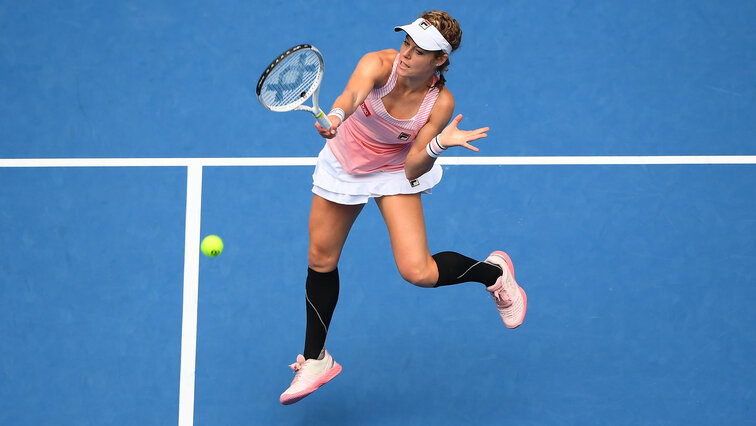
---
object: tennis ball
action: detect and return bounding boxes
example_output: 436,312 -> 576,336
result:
201,235 -> 224,257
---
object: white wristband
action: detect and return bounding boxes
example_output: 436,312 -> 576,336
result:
426,143 -> 439,158
328,107 -> 345,123
426,135 -> 447,158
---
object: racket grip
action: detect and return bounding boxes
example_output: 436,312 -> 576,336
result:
315,110 -> 332,130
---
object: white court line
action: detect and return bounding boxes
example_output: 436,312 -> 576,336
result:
440,155 -> 756,165
0,157 -> 317,168
3,154 -> 754,426
178,165 -> 202,426
1,155 -> 756,168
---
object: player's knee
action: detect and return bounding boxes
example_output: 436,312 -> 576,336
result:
399,264 -> 435,288
308,245 -> 339,272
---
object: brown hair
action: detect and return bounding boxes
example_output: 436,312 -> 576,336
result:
420,10 -> 462,88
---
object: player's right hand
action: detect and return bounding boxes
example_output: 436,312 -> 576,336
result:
315,115 -> 341,139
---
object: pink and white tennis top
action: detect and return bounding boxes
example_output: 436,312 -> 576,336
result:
327,54 -> 440,174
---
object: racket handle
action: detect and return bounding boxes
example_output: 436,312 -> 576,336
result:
315,110 -> 332,130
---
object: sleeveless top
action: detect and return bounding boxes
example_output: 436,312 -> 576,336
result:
327,54 -> 441,174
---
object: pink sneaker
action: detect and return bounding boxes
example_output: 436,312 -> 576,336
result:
279,349 -> 342,405
485,251 -> 527,328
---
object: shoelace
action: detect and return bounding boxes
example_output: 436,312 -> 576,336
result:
492,287 -> 513,308
288,355 -> 307,383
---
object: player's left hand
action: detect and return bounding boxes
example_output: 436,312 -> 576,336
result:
437,114 -> 489,152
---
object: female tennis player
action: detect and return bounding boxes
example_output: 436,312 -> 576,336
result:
280,10 -> 527,405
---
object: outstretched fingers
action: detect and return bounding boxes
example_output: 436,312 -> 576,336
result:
450,113 -> 464,129
465,127 -> 490,142
440,113 -> 490,152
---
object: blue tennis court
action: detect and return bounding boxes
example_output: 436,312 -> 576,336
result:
2,1 -> 755,425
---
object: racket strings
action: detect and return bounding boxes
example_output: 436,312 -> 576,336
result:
260,51 -> 322,109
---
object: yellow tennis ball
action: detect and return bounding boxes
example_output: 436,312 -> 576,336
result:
201,235 -> 223,257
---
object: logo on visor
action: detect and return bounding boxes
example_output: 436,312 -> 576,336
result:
419,20 -> 431,29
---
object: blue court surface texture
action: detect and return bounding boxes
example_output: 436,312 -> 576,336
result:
2,1 -> 755,425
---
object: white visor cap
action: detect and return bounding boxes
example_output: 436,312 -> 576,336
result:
394,18 -> 452,54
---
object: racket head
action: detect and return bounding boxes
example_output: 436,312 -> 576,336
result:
256,44 -> 325,112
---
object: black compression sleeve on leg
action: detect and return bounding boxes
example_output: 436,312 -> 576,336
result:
303,267 -> 340,360
432,251 -> 502,288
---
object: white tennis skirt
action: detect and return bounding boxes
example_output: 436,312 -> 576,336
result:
312,144 -> 443,205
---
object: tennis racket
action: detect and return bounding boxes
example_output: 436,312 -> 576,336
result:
256,44 -> 331,130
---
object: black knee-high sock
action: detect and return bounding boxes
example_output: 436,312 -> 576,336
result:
303,267 -> 339,360
432,251 -> 502,287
